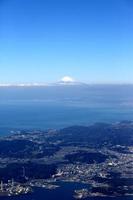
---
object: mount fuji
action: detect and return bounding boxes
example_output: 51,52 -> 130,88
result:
55,76 -> 86,86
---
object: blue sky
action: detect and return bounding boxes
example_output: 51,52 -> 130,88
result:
0,0 -> 133,83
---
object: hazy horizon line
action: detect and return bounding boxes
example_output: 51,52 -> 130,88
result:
0,82 -> 133,87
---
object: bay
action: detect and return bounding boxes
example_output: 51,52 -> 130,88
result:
1,182 -> 133,200
0,85 -> 133,135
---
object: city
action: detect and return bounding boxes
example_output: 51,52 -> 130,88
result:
0,121 -> 132,198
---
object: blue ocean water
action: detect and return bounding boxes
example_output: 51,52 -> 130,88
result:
1,182 -> 133,200
0,85 -> 133,135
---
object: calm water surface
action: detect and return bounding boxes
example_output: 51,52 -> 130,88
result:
0,85 -> 133,135
1,182 -> 133,200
